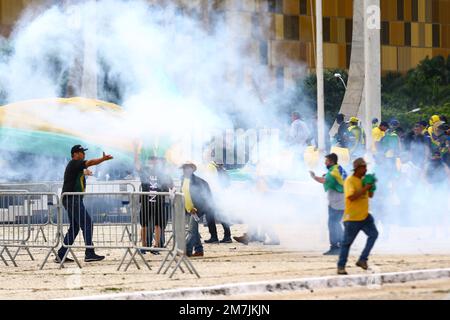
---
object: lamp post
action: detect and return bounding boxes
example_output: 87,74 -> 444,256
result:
334,73 -> 347,89
316,0 -> 325,153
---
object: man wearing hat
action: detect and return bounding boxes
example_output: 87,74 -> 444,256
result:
337,158 -> 378,275
347,117 -> 365,159
180,161 -> 215,257
56,145 -> 113,263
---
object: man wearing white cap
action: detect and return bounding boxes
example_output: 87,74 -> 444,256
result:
337,158 -> 379,275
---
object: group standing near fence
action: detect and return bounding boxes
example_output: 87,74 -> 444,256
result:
0,144 -> 200,278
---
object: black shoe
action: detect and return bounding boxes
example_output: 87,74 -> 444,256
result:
323,248 -> 340,256
220,238 -> 233,243
204,238 -> 219,244
337,267 -> 348,275
84,254 -> 105,262
150,250 -> 161,255
356,260 -> 369,270
233,235 -> 249,245
54,257 -> 74,263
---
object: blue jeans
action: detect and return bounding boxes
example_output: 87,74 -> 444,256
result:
186,214 -> 203,255
58,196 -> 95,258
328,206 -> 344,249
338,214 -> 379,268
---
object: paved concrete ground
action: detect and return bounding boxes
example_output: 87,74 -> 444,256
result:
1,224 -> 450,300
222,279 -> 450,300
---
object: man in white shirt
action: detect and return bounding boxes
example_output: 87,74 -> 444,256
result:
289,112 -> 311,148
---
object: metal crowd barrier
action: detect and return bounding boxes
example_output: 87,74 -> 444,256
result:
58,192 -> 136,269
58,191 -> 199,277
0,192 -> 61,269
0,183 -> 52,192
0,189 -> 199,278
49,181 -> 137,194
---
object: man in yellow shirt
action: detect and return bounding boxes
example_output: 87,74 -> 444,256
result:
372,121 -> 389,153
337,158 -> 379,275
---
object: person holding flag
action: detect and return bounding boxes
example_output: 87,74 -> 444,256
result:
310,153 -> 348,255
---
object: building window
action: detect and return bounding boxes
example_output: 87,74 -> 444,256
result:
381,21 -> 390,45
284,15 -> 299,40
323,17 -> 331,42
432,24 -> 440,47
397,0 -> 404,21
300,0 -> 307,15
411,0 -> 418,22
404,22 -> 411,46
268,0 -> 283,14
345,19 -> 352,43
260,41 -> 269,65
276,67 -> 284,90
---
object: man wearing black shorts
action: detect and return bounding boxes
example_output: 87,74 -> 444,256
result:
137,156 -> 174,254
56,145 -> 113,263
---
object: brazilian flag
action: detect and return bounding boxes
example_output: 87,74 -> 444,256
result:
323,164 -> 347,193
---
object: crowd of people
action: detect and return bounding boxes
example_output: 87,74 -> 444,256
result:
332,113 -> 450,177
55,111 -> 448,274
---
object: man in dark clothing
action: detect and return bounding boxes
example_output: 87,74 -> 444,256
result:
180,162 -> 215,257
204,161 -> 232,244
334,114 -> 349,147
56,145 -> 113,263
405,123 -> 431,168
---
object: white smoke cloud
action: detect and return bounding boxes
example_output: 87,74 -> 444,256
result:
0,0 -> 448,256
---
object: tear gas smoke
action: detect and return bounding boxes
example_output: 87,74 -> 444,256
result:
0,0 -> 448,254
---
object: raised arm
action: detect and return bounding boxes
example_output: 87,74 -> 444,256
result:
85,152 -> 113,168
309,171 -> 325,184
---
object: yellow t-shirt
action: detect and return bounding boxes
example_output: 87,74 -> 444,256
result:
182,178 -> 195,213
344,175 -> 369,222
372,127 -> 385,152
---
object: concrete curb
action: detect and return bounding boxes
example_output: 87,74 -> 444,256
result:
67,268 -> 450,300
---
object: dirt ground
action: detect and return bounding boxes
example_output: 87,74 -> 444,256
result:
1,224 -> 450,300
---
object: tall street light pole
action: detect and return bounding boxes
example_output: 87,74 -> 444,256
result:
363,0 -> 381,154
316,0 -> 325,153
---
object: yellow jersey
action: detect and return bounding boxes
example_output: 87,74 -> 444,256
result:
181,178 -> 195,213
344,175 -> 369,222
371,127 -> 385,152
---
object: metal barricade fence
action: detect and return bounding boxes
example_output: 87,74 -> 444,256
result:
0,183 -> 51,192
0,190 -> 199,278
49,181 -> 137,194
58,192 -> 136,269
157,192 -> 200,278
58,191 -> 199,277
137,184 -> 175,249
0,192 -> 61,269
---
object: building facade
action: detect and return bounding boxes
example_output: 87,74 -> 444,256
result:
1,0 -> 449,80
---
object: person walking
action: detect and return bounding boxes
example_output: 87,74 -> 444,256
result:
337,158 -> 378,275
56,145 -> 113,263
310,153 -> 347,255
333,113 -> 349,148
181,161 -> 214,257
